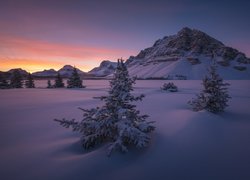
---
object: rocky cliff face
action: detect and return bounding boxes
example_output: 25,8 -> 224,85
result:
126,27 -> 250,79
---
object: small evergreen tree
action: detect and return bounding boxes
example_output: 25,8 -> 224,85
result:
47,80 -> 53,88
67,67 -> 85,88
54,73 -> 64,88
55,59 -> 155,155
0,75 -> 9,89
10,70 -> 23,88
25,73 -> 35,88
188,64 -> 230,113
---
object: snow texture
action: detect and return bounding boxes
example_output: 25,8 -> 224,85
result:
88,60 -> 117,77
126,27 -> 250,80
161,82 -> 178,92
189,64 -> 231,113
55,60 -> 154,155
0,80 -> 250,180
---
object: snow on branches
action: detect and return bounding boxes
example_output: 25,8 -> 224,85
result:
55,59 -> 155,156
188,64 -> 231,113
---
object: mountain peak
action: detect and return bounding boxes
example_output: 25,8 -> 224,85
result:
134,27 -> 230,60
126,27 -> 250,79
177,27 -> 193,34
61,65 -> 74,69
89,60 -> 117,77
58,65 -> 84,77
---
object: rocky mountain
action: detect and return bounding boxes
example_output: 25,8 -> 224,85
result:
32,69 -> 57,77
88,60 -> 117,77
126,27 -> 250,79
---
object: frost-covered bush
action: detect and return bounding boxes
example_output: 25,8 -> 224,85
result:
55,59 -> 155,156
188,64 -> 230,113
161,82 -> 178,92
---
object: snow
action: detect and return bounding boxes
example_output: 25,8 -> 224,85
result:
128,56 -> 250,79
127,27 -> 250,80
88,60 -> 117,77
1,80 -> 250,180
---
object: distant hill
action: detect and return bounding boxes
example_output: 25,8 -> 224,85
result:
32,69 -> 57,77
32,65 -> 88,78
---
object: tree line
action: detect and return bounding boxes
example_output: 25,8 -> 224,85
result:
0,67 -> 84,89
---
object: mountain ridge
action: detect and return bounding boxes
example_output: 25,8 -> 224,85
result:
126,27 -> 250,79
1,27 -> 250,79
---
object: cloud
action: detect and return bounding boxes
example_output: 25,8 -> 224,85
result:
0,34 -> 135,72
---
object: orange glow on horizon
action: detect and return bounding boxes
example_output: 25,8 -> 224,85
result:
0,34 -> 136,72
0,57 -> 97,73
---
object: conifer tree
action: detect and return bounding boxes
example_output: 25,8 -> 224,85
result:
67,67 -> 84,88
10,70 -> 23,88
25,73 -> 35,88
54,73 -> 64,88
188,64 -> 231,113
47,79 -> 52,88
0,75 -> 9,89
55,59 -> 155,155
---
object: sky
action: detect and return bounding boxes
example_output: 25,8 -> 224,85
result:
0,0 -> 249,73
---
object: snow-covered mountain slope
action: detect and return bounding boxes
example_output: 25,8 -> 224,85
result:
32,69 -> 57,77
126,27 -> 250,79
88,60 -> 117,77
58,65 -> 86,77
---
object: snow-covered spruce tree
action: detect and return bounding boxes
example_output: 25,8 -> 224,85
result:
67,67 -> 85,88
10,70 -> 23,88
25,73 -> 35,88
54,73 -> 64,88
47,80 -> 53,88
55,59 -> 155,155
188,64 -> 230,113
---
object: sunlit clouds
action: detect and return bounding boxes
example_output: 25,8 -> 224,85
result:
0,34 -> 135,72
0,0 -> 249,72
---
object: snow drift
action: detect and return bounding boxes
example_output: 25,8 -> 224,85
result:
0,80 -> 250,180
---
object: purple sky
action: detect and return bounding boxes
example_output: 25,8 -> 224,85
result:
0,0 -> 249,72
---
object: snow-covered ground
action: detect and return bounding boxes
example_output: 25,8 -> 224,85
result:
0,80 -> 250,180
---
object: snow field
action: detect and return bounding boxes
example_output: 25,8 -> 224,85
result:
0,80 -> 250,180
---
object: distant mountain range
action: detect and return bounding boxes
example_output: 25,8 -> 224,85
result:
32,65 -> 89,78
126,27 -> 250,79
1,27 -> 250,80
0,61 -> 117,79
